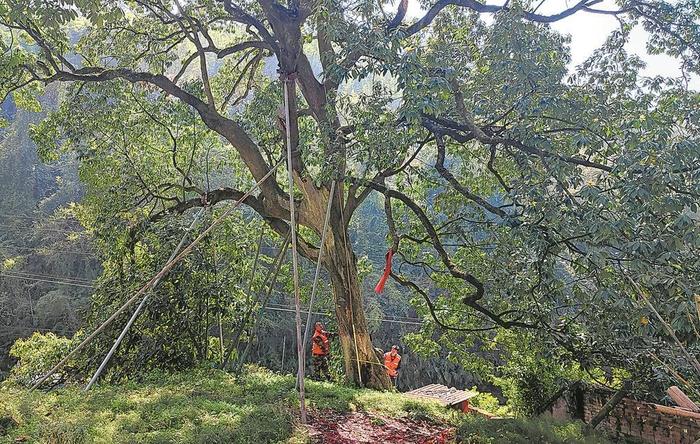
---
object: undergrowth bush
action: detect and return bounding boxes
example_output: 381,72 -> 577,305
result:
493,331 -> 587,416
8,332 -> 77,387
469,388 -> 511,417
457,416 -> 609,444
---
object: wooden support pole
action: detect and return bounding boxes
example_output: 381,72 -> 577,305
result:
247,230 -> 264,296
281,336 -> 286,372
338,196 -> 363,386
297,180 -> 335,389
667,386 -> 700,412
214,232 -> 224,366
653,403 -> 700,420
218,312 -> 225,365
584,380 -> 631,433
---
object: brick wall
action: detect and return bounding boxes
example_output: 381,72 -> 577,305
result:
545,396 -> 573,421
583,390 -> 700,444
543,386 -> 700,444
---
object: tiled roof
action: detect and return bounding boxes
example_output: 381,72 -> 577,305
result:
406,384 -> 478,406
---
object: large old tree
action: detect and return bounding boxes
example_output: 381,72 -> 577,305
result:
1,0 -> 699,389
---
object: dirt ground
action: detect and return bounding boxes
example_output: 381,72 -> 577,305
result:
307,409 -> 455,443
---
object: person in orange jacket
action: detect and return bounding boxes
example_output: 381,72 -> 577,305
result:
311,322 -> 334,381
383,345 -> 402,387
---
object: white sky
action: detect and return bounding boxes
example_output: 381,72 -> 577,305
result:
406,0 -> 700,89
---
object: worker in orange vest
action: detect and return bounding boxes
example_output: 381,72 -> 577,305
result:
311,322 -> 334,381
384,345 -> 402,387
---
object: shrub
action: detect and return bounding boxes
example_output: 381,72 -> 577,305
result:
457,416 -> 609,444
494,368 -> 553,417
8,332 -> 75,387
492,331 -> 586,416
469,388 -> 511,417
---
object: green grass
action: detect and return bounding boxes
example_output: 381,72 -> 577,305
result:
0,366 -> 452,444
0,366 -> 613,443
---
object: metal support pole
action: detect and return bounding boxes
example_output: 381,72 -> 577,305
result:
299,180 -> 335,387
283,74 -> 306,424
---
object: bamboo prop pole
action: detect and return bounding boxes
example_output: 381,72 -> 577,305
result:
84,207 -> 206,391
214,221 -> 224,366
626,276 -> 700,376
232,233 -> 290,373
30,161 -> 282,391
281,336 -> 286,372
247,230 -> 265,296
218,312 -> 225,365
226,229 -> 265,366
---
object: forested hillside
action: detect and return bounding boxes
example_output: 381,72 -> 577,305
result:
0,92 -> 100,377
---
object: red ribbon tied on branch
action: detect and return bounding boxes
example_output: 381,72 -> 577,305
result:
374,249 -> 394,294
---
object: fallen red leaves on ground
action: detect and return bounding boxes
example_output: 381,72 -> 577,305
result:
307,409 -> 455,443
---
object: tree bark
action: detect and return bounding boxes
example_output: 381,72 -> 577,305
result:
322,217 -> 392,389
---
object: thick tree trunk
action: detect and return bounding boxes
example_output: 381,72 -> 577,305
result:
272,26 -> 388,387
322,221 -> 392,390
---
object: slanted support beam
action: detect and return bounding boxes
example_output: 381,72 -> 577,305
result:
584,380 -> 631,433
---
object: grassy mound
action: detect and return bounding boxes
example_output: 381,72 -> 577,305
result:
0,366 -> 451,443
0,366 -> 612,443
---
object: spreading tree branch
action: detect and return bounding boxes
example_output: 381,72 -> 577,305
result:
406,0 -> 605,36
356,178 -> 484,300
